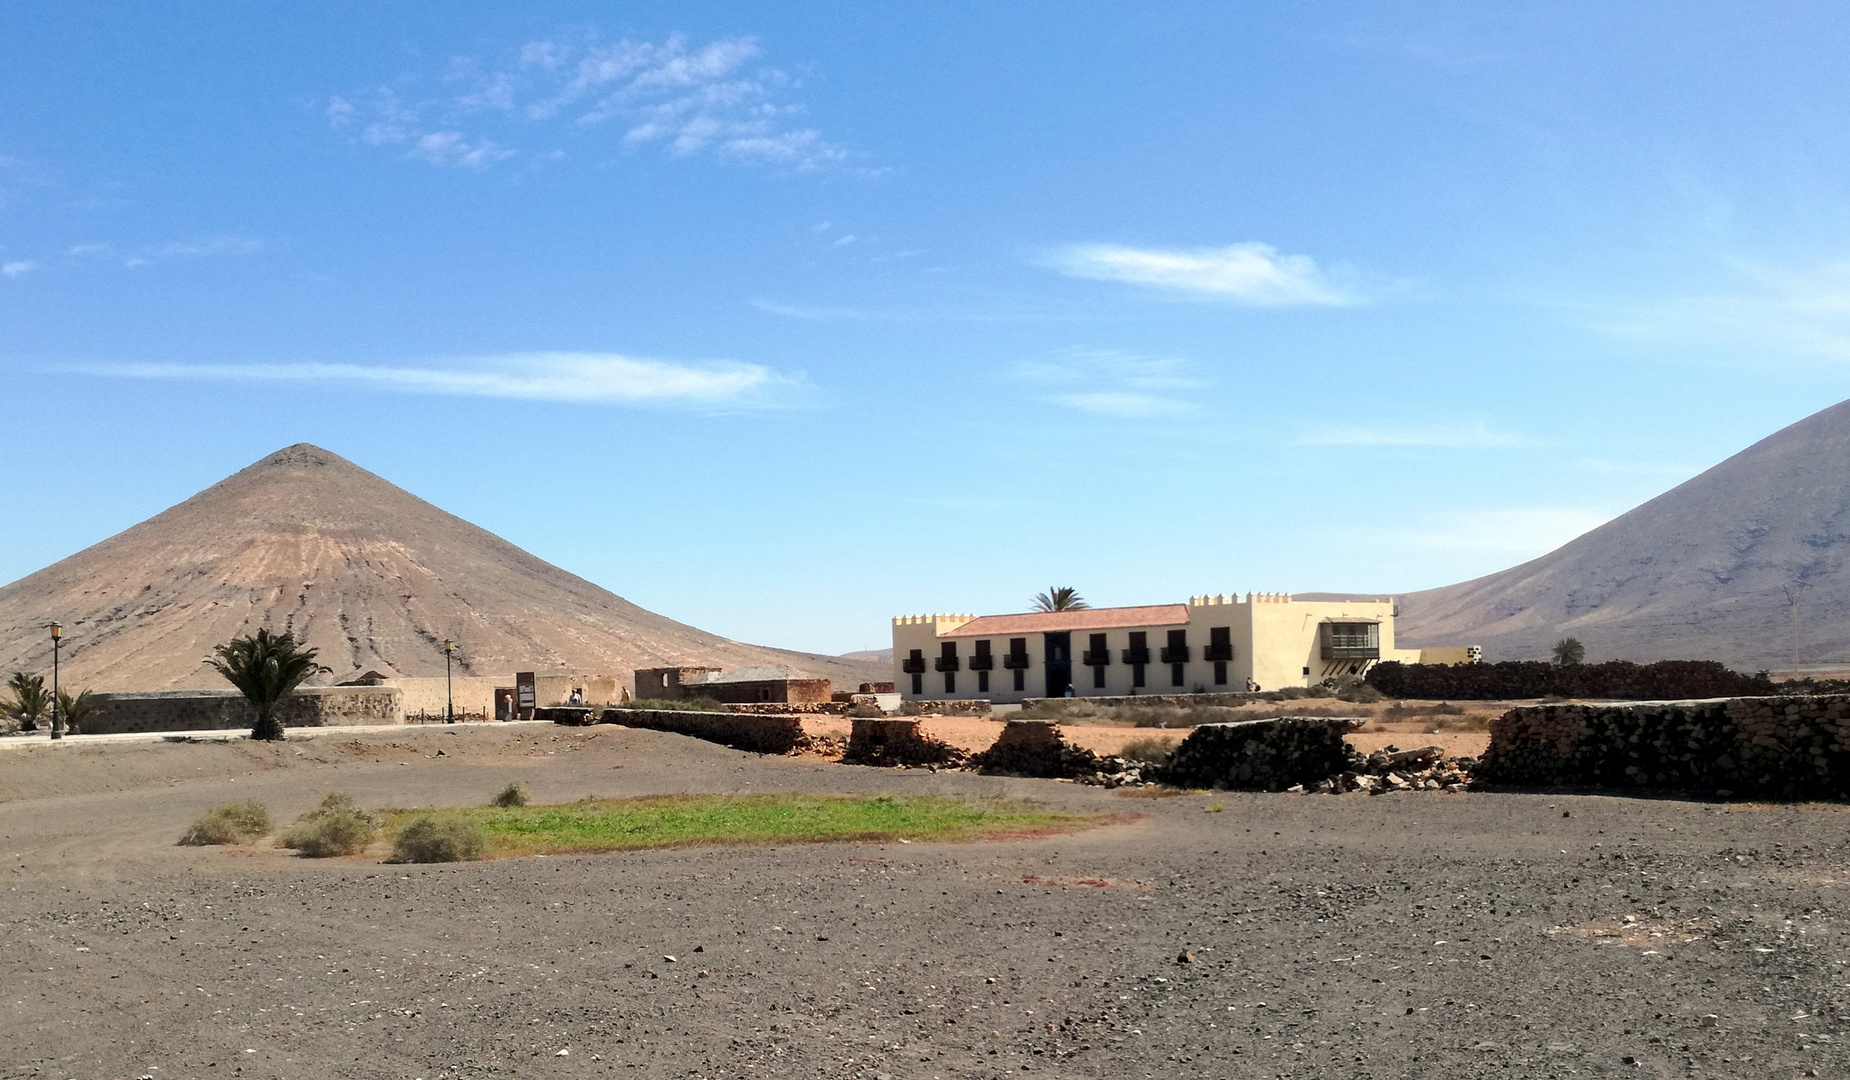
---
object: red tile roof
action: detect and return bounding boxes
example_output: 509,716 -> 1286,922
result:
941,604 -> 1191,638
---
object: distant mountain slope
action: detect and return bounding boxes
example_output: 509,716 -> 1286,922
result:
0,444 -> 885,691
1396,399 -> 1850,668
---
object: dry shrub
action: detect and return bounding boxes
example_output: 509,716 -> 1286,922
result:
392,815 -> 486,863
490,782 -> 529,808
178,802 -> 272,846
281,792 -> 380,858
1117,735 -> 1179,763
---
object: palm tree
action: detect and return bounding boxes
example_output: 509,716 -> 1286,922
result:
209,630 -> 322,741
6,671 -> 48,732
1031,587 -> 1089,613
56,689 -> 95,735
1550,637 -> 1586,666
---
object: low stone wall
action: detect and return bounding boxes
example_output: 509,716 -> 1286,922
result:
726,701 -> 849,716
1160,716 -> 1365,791
969,720 -> 1105,779
899,699 -> 991,717
843,718 -> 965,767
538,706 -> 597,726
1479,695 -> 1850,798
84,686 -> 404,735
599,708 -> 805,755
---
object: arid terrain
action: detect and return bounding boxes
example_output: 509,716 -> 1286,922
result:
0,444 -> 885,691
2,720 -> 1845,1079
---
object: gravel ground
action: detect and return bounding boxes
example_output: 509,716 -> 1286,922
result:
1,723 -> 1845,1079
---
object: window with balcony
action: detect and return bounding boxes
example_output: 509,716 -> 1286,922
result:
935,641 -> 960,672
1003,637 -> 1031,669
1160,629 -> 1190,664
969,639 -> 994,670
1321,622 -> 1381,660
1082,632 -> 1111,667
1205,626 -> 1233,662
902,649 -> 926,674
1121,631 -> 1151,666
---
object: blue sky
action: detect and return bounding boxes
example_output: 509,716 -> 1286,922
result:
4,2 -> 1850,654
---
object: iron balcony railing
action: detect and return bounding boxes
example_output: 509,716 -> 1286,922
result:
1322,644 -> 1380,661
933,655 -> 960,672
1160,646 -> 1191,664
1002,653 -> 1031,670
1080,649 -> 1111,666
1203,644 -> 1234,662
900,656 -> 927,674
967,653 -> 994,671
1121,647 -> 1151,665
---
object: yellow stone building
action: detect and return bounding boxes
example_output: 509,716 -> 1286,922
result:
892,593 -> 1461,702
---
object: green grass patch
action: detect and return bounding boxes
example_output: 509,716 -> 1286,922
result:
379,793 -> 1102,858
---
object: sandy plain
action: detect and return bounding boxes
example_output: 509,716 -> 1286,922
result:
1,721 -> 1845,1079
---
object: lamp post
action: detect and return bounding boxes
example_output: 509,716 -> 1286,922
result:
49,622 -> 62,741
443,639 -> 455,723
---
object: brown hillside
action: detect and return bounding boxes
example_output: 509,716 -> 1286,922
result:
0,444 -> 885,691
1396,399 -> 1850,668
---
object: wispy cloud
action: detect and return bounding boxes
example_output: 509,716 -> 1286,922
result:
1,260 -> 36,279
1045,242 -> 1358,306
1578,259 -> 1850,366
1015,349 -> 1208,418
63,237 -> 262,269
1296,422 -> 1524,448
750,298 -> 871,320
1389,507 -> 1611,555
73,351 -> 793,408
329,33 -> 853,171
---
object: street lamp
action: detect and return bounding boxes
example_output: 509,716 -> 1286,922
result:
48,622 -> 62,741
443,639 -> 455,723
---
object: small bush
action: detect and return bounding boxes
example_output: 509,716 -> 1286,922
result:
392,815 -> 487,863
178,802 -> 272,846
1117,735 -> 1178,763
281,792 -> 380,857
490,782 -> 529,808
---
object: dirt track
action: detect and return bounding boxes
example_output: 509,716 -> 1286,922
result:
1,722 -> 1845,1079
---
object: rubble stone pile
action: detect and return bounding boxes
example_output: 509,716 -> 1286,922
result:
1478,694 -> 1850,798
1159,716 -> 1365,791
598,707 -> 805,755
1303,744 -> 1475,794
970,720 -> 1112,779
842,718 -> 967,768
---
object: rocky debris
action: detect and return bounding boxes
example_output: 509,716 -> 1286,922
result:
1301,744 -> 1476,794
971,721 -> 1114,780
842,718 -> 967,768
1478,694 -> 1850,798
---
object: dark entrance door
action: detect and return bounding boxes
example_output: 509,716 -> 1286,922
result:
1043,632 -> 1072,697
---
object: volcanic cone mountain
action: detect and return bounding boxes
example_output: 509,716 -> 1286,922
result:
0,444 -> 885,691
1395,398 -> 1850,669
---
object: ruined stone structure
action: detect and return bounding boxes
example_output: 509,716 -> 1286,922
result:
84,686 -> 403,735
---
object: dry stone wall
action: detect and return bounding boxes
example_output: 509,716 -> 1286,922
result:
84,686 -> 403,735
599,707 -> 804,754
1479,694 -> 1850,798
1160,717 -> 1365,791
843,718 -> 965,768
